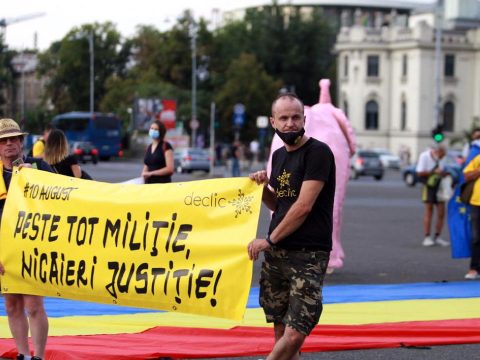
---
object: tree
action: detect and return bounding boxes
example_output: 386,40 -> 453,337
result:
0,39 -> 15,117
100,71 -> 191,132
214,3 -> 336,105
32,3 -> 337,144
37,22 -> 129,113
101,13 -> 215,136
215,53 -> 281,141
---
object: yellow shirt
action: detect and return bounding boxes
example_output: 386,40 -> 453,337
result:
463,154 -> 480,205
32,138 -> 45,157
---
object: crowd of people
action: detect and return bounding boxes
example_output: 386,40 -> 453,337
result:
0,91 -> 337,359
414,129 -> 480,281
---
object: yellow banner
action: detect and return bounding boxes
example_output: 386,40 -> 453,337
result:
0,168 -> 262,321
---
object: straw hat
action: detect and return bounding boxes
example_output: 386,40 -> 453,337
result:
0,118 -> 28,139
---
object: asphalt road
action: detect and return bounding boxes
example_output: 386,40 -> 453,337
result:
2,160 -> 473,360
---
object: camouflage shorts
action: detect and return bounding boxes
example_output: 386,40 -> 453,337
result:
259,247 -> 330,336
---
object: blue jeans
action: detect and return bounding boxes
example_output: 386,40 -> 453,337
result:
231,158 -> 240,177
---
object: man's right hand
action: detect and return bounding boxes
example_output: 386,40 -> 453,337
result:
0,262 -> 4,275
249,170 -> 269,185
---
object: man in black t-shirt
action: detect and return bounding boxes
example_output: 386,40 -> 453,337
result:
0,118 -> 53,360
248,93 -> 335,359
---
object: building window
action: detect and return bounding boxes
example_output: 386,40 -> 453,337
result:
443,101 -> 454,131
367,55 -> 379,77
401,101 -> 407,130
402,54 -> 408,77
444,54 -> 455,77
365,100 -> 379,130
344,55 -> 349,77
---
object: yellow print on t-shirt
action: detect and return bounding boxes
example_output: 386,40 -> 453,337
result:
276,169 -> 297,198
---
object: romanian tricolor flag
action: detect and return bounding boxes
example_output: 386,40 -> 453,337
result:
1,281 -> 480,359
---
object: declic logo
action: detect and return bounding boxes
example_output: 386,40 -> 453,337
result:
184,192 -> 227,208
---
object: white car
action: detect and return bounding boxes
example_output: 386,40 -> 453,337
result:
370,148 -> 401,169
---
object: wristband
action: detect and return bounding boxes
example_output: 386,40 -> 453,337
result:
265,234 -> 275,246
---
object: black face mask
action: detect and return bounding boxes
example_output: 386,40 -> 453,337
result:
275,128 -> 305,146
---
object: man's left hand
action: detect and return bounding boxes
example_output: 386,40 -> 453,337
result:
247,238 -> 270,261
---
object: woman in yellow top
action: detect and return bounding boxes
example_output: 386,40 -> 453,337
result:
463,155 -> 480,279
32,124 -> 53,158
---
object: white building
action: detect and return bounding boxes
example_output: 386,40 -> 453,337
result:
335,0 -> 480,160
11,52 -> 48,119
222,0 -> 429,31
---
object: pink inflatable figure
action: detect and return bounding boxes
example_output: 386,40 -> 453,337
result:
267,79 -> 356,272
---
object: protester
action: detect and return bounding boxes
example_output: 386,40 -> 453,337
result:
0,118 -> 53,360
141,120 -> 174,183
462,128 -> 480,160
31,123 -> 54,158
416,143 -> 450,247
462,147 -> 480,279
248,93 -> 335,359
230,140 -> 242,177
44,129 -> 82,178
249,139 -> 260,167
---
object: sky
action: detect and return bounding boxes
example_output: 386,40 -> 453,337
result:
3,0 -> 435,51
2,0 -> 265,50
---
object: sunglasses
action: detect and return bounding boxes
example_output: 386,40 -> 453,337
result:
0,136 -> 23,144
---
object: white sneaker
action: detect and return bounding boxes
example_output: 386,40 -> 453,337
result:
435,236 -> 450,247
465,271 -> 479,280
422,236 -> 435,247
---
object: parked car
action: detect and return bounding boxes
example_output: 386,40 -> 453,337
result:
174,148 -> 211,173
402,153 -> 461,187
71,141 -> 99,164
350,150 -> 384,181
371,148 -> 401,169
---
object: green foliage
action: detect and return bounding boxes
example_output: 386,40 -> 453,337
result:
215,53 -> 281,141
100,73 -> 191,131
214,3 -> 336,105
0,39 -> 15,116
37,22 -> 128,113
20,3 -> 337,143
22,106 -> 55,133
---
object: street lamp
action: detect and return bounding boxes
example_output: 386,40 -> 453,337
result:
433,0 -> 443,131
11,52 -> 27,122
188,17 -> 210,148
189,20 -> 198,147
89,31 -> 94,115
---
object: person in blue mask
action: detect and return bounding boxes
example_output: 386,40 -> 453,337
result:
141,120 -> 174,184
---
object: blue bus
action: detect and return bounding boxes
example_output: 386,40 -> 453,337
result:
52,112 -> 122,160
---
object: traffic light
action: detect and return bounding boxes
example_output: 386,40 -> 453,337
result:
431,125 -> 444,143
